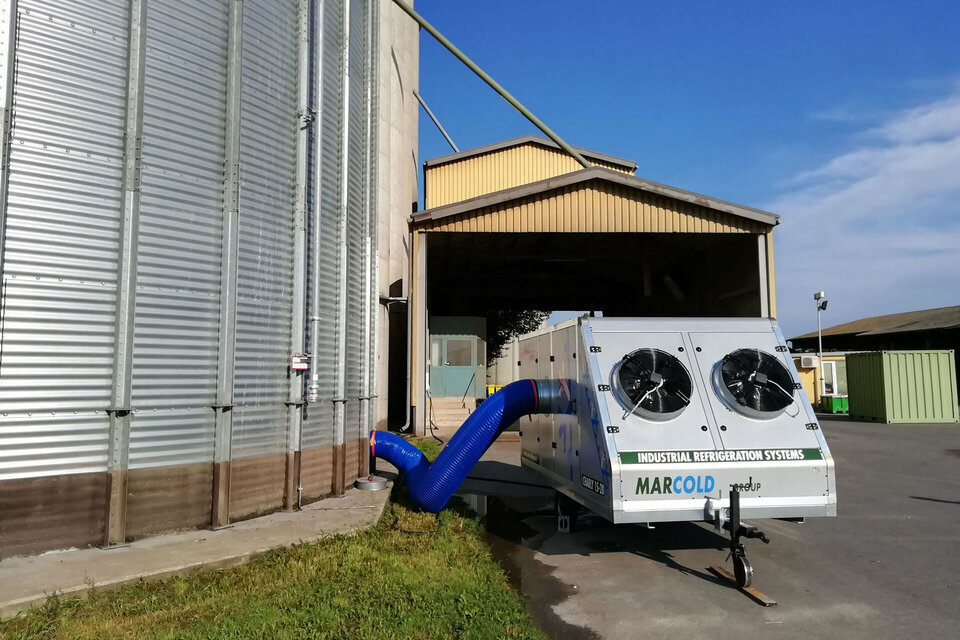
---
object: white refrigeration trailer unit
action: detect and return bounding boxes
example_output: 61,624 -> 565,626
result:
517,317 -> 836,586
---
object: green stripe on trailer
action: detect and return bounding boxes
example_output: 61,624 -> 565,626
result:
619,449 -> 823,464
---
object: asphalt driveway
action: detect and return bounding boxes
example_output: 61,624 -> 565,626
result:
459,417 -> 960,639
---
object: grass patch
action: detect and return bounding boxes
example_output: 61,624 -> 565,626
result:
410,436 -> 443,462
1,440 -> 544,640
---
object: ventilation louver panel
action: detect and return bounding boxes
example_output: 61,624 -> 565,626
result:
613,349 -> 693,421
715,349 -> 795,419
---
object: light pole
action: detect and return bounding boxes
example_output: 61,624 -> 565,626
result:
814,291 -> 828,395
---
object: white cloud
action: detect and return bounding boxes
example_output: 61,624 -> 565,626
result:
768,90 -> 960,339
876,95 -> 960,143
806,105 -> 867,124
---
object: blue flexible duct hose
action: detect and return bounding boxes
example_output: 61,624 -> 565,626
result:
371,379 -> 552,512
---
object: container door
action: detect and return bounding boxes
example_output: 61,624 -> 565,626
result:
553,327 -> 580,484
517,338 -> 540,465
821,361 -> 837,397
536,334 -> 556,473
428,336 -> 445,397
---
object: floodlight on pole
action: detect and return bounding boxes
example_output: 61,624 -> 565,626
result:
814,291 -> 828,395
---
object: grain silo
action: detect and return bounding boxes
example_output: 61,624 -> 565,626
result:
0,0 -> 418,557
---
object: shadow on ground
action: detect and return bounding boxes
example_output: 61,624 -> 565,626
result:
450,449 -> 742,639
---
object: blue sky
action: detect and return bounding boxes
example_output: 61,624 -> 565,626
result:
414,0 -> 960,339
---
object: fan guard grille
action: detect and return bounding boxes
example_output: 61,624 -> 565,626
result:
613,348 -> 693,421
715,348 -> 795,419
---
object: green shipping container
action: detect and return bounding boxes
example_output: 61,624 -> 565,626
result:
846,351 -> 959,424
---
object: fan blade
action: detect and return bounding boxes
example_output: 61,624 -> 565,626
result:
617,349 -> 692,418
720,349 -> 794,415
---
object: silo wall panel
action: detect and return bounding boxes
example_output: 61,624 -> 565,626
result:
0,0 -> 128,557
300,0 -> 344,500
344,0 -> 370,479
302,0 -> 318,422
126,0 -> 230,534
229,0 -> 299,521
299,0 -> 335,501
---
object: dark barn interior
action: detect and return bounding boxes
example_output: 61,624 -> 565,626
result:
426,232 -> 764,318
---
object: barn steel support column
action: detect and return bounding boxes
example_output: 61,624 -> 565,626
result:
103,0 -> 147,547
285,0 -> 312,511
333,0 -> 352,495
0,0 -> 16,278
411,230 -> 427,435
757,235 -> 770,318
212,0 -> 244,528
765,230 -> 777,318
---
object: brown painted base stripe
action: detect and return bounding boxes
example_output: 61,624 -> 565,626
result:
345,438 -> 361,482
126,463 -> 213,540
300,445 -> 335,501
229,453 -> 286,521
0,438 -> 370,558
0,472 -> 107,559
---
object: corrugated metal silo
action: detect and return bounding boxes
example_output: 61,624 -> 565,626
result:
0,0 -> 384,558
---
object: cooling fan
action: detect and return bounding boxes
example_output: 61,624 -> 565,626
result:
714,348 -> 795,419
612,348 -> 693,421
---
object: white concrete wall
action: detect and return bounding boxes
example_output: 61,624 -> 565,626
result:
486,338 -> 519,387
376,0 -> 418,428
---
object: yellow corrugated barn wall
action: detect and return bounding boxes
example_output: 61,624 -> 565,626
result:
417,182 -> 767,234
425,142 -> 633,208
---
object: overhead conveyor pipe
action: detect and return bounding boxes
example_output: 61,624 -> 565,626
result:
391,0 -> 592,169
371,379 -> 563,512
414,90 -> 459,152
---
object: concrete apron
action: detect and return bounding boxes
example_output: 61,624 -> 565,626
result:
0,475 -> 394,618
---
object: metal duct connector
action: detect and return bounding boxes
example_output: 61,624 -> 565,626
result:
371,379 -> 561,512
531,378 -> 565,415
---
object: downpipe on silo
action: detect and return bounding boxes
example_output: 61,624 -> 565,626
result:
370,379 -> 564,512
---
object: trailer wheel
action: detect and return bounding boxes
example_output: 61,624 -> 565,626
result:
733,554 -> 753,588
555,492 -> 579,533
